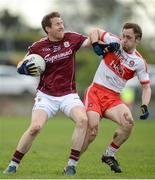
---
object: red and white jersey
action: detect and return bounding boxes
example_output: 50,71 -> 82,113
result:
28,32 -> 87,96
93,32 -> 150,93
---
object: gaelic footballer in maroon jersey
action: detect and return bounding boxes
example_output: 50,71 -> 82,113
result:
28,32 -> 87,96
4,12 -> 91,176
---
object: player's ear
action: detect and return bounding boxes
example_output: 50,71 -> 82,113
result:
45,26 -> 51,33
135,34 -> 141,43
135,37 -> 140,44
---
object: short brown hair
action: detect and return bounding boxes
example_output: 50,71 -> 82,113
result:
41,12 -> 61,33
123,22 -> 142,40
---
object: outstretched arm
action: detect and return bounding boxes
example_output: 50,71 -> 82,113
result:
89,28 -> 120,56
89,28 -> 105,43
139,83 -> 151,120
141,83 -> 151,106
81,37 -> 92,48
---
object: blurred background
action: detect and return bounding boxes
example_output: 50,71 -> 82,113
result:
0,0 -> 155,118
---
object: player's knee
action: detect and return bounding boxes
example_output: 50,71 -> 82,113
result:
88,133 -> 97,143
123,122 -> 134,133
123,112 -> 134,131
29,125 -> 41,136
76,116 -> 88,129
88,125 -> 98,143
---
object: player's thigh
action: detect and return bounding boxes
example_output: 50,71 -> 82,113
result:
87,111 -> 100,128
60,93 -> 87,123
33,90 -> 60,118
70,106 -> 88,124
87,111 -> 100,135
104,104 -> 134,126
30,109 -> 48,129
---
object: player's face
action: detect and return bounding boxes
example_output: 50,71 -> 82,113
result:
48,17 -> 64,41
121,28 -> 139,53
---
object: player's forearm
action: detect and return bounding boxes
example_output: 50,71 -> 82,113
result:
89,28 -> 100,43
141,85 -> 151,106
81,37 -> 92,48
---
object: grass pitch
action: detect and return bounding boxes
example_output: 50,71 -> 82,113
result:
0,115 -> 155,179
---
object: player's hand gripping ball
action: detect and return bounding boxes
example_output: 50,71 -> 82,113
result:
17,54 -> 46,76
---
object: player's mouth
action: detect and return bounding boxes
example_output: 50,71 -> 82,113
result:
58,28 -> 64,32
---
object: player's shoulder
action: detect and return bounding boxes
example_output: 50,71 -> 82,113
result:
64,31 -> 85,38
64,31 -> 87,45
134,50 -> 147,63
65,31 -> 82,35
30,37 -> 48,48
131,50 -> 148,71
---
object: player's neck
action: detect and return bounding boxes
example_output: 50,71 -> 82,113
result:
125,48 -> 136,54
48,35 -> 63,42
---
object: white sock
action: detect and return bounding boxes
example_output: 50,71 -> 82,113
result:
68,159 -> 77,167
105,144 -> 119,157
9,160 -> 19,168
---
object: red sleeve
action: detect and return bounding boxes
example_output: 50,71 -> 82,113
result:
101,32 -> 107,42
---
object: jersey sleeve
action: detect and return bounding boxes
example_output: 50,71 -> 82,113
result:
136,59 -> 150,85
101,31 -> 120,44
27,42 -> 39,55
70,32 -> 87,51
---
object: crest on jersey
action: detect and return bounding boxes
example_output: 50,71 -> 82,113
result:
64,41 -> 70,47
88,103 -> 93,107
129,60 -> 135,67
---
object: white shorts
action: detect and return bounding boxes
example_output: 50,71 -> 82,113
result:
32,90 -> 84,118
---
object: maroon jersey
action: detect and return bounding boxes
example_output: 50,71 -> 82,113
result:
28,32 -> 87,96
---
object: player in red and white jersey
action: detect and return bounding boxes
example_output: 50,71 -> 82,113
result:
4,12 -> 91,176
92,31 -> 149,93
82,23 -> 151,173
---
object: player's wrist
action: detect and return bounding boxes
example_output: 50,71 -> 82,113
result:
92,42 -> 99,47
139,104 -> 149,120
17,63 -> 29,75
92,42 -> 103,56
140,104 -> 148,110
17,61 -> 34,75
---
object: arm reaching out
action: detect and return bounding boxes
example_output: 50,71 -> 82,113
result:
139,83 -> 151,120
89,28 -> 120,56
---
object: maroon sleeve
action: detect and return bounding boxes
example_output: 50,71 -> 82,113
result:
69,32 -> 87,51
27,42 -> 40,55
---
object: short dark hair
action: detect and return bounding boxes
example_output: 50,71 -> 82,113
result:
41,12 -> 61,34
123,22 -> 142,40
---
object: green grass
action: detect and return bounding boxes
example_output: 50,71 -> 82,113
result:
0,115 -> 155,179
